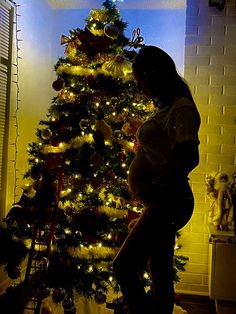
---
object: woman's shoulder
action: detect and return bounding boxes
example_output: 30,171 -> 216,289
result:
173,96 -> 196,108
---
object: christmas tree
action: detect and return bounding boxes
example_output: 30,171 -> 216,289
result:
1,1 -> 188,313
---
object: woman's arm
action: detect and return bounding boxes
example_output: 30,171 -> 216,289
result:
158,140 -> 199,180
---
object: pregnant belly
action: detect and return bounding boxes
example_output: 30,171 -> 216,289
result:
128,152 -> 158,196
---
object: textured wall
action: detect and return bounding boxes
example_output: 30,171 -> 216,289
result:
6,0 -> 55,212
176,0 -> 236,295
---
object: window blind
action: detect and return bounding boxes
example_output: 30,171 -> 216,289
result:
0,0 -> 14,218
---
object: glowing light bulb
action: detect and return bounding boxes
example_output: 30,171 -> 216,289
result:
121,163 -> 126,168
65,228 -> 71,234
88,266 -> 93,272
35,158 -> 39,163
109,276 -> 113,282
143,272 -> 149,279
107,234 -> 112,239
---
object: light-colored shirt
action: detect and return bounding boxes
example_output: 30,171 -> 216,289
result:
128,97 -> 200,198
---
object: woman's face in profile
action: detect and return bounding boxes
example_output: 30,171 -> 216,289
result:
133,68 -> 160,98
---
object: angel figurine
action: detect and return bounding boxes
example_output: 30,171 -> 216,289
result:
206,172 -> 234,230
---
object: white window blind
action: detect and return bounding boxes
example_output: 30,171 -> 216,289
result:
0,0 -> 14,218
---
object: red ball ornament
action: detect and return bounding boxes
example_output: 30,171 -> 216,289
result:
86,74 -> 96,87
90,152 -> 103,165
52,78 -> 64,91
118,152 -> 126,162
90,177 -> 103,189
105,170 -> 116,181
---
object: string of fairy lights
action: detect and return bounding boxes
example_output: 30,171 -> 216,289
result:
9,0 -> 21,203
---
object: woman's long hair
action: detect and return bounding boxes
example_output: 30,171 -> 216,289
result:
132,45 -> 195,104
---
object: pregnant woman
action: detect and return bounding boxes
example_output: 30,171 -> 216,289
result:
113,46 -> 201,314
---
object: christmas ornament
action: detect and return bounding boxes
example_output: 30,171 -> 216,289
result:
93,130 -> 105,151
118,152 -> 126,162
6,265 -> 21,280
122,118 -> 143,136
129,27 -> 144,49
62,297 -> 76,314
41,128 -> 52,140
105,170 -> 116,181
90,177 -> 103,189
89,8 -> 108,22
73,28 -> 111,58
90,152 -> 103,165
89,25 -> 104,37
95,292 -> 107,304
61,34 -> 81,59
41,306 -> 52,314
52,78 -> 64,91
79,119 -> 91,130
86,74 -> 96,87
61,34 -> 81,46
65,42 -> 77,59
102,55 -> 132,78
95,119 -> 113,140
104,22 -> 119,39
52,288 -> 66,303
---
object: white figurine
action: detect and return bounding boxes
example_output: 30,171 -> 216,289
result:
206,172 -> 234,230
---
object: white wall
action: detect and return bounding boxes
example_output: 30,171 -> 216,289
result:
6,0 -> 55,211
176,0 -> 236,296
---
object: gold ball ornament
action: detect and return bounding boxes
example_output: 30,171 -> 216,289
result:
79,119 -> 91,130
104,22 -> 119,39
41,128 -> 52,140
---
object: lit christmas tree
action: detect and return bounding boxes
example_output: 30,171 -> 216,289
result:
1,1 -> 188,313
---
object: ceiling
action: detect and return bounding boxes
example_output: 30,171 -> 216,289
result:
47,0 -> 186,10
